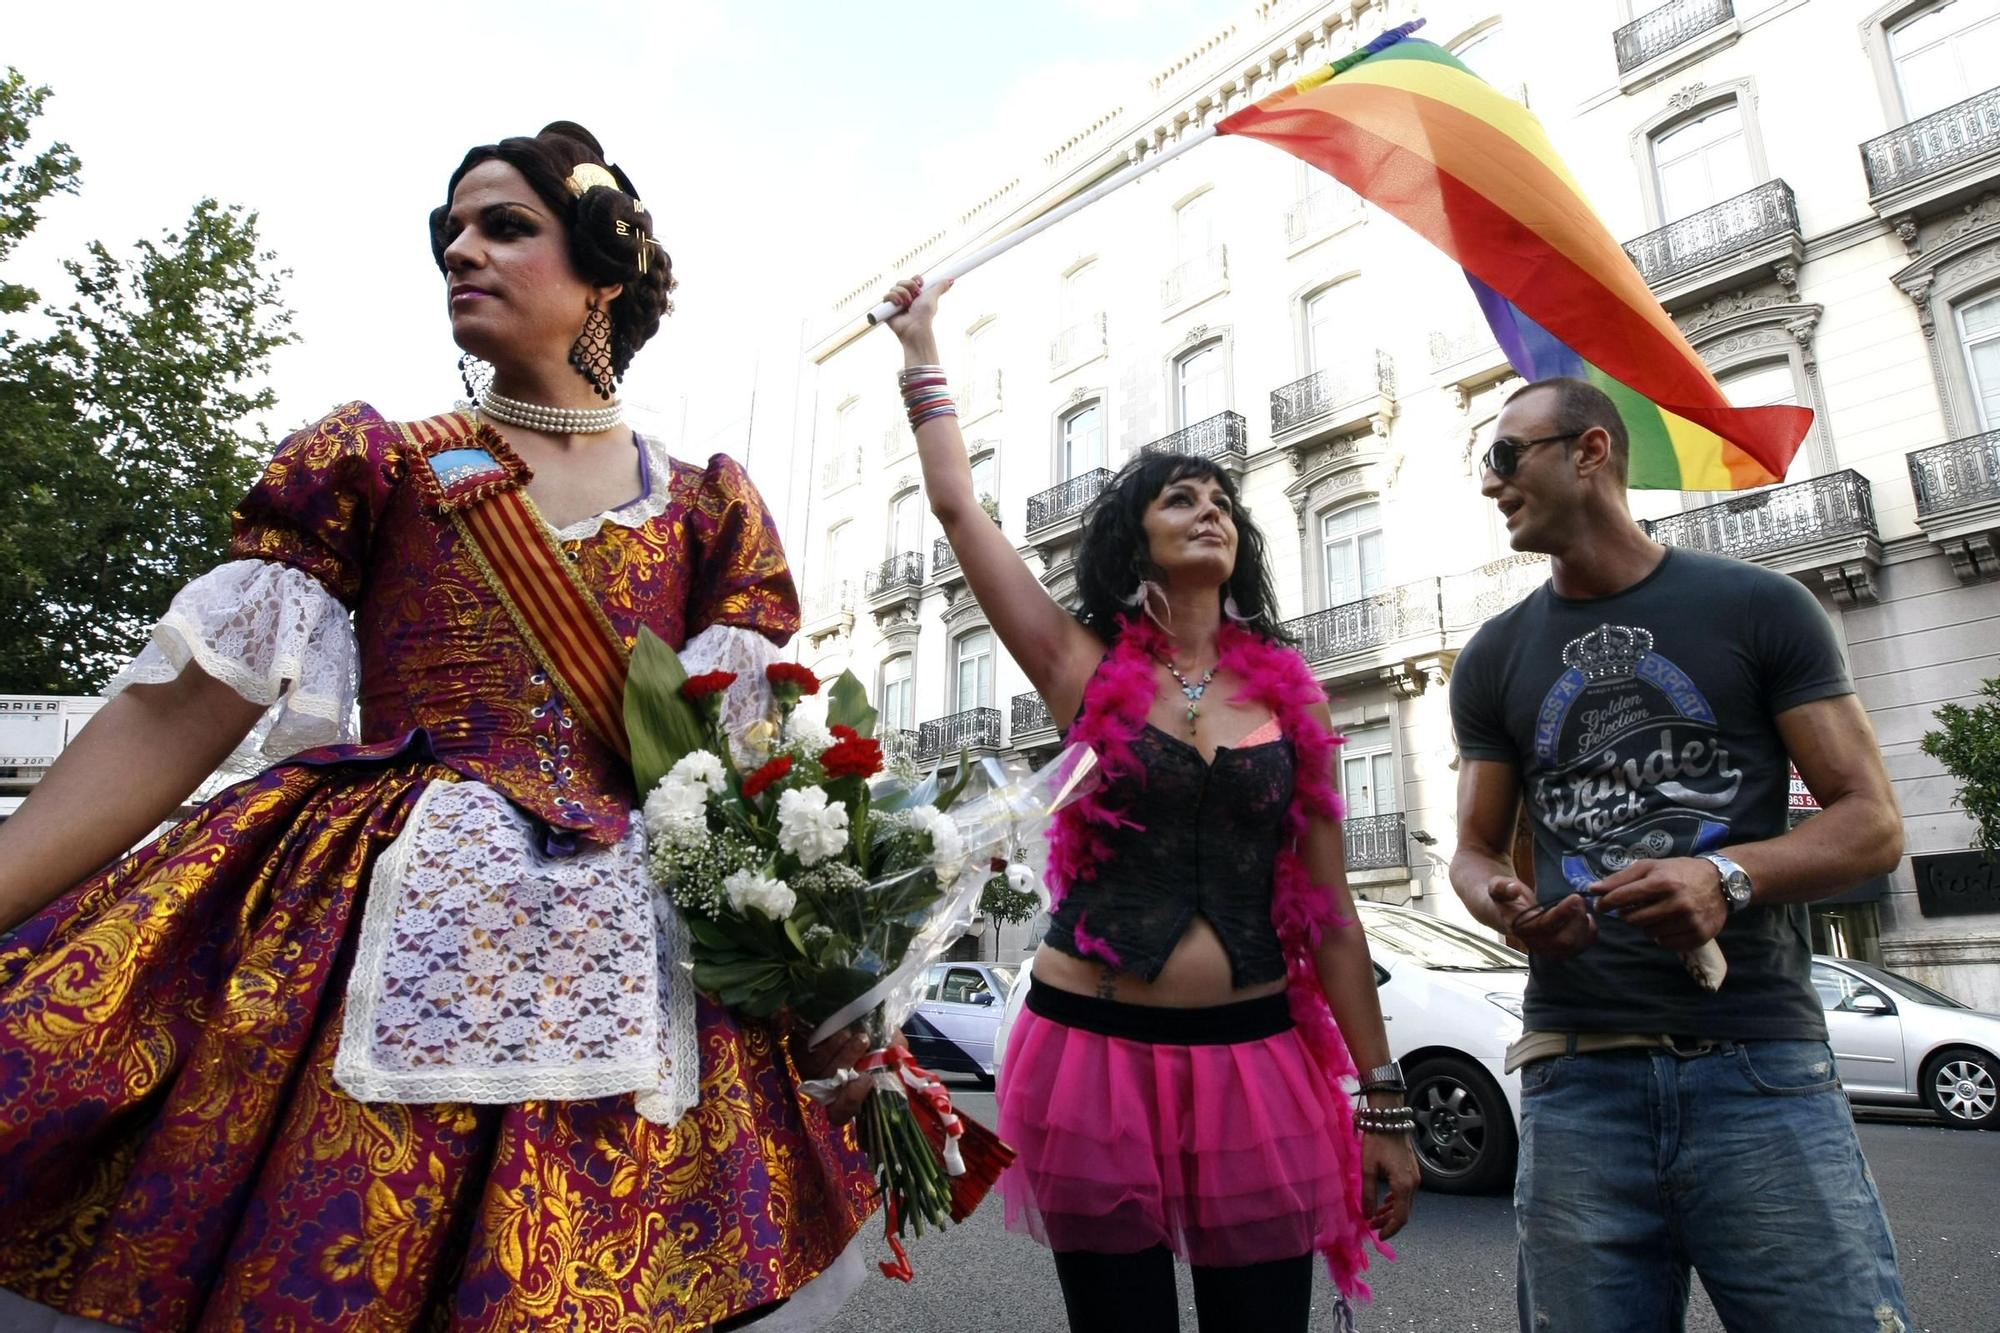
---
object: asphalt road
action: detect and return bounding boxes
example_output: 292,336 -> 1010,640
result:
824,1092 -> 1999,1333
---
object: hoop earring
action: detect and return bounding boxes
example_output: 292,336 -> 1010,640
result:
569,305 -> 617,400
1222,593 -> 1253,624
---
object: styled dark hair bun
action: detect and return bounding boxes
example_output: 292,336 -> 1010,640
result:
431,122 -> 675,379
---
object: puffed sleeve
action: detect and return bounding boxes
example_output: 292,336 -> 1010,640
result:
683,453 -> 800,645
103,402 -> 401,762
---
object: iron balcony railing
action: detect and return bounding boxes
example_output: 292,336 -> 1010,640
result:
819,448 -> 862,493
1428,324 -> 1499,374
1144,410 -> 1248,465
1614,0 -> 1734,75
1622,180 -> 1799,289
880,729 -> 920,766
1270,351 -> 1396,436
1909,429 -> 2000,517
916,707 -> 1004,763
1344,812 -> 1407,871
1280,579 -> 1441,664
1027,468 -> 1113,533
1011,691 -> 1054,737
802,580 -> 856,624
1441,553 -> 1551,631
865,551 -> 925,599
1285,182 -> 1363,243
1644,470 -> 1877,559
1050,313 -> 1107,369
932,535 -> 958,578
1161,245 -> 1228,307
1862,84 -> 2000,197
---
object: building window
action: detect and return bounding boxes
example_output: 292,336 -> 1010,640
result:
1890,0 -> 2000,121
888,489 -> 922,555
835,399 -> 859,452
1060,401 -> 1105,478
1321,501 -> 1385,607
970,451 -> 999,518
1303,285 -> 1343,374
1956,289 -> 2000,429
1340,721 -> 1397,817
1175,190 -> 1217,265
1062,261 -> 1100,326
826,519 -> 852,576
965,319 -> 998,414
1650,100 -> 1753,223
953,628 -> 995,711
880,653 -> 914,732
1175,342 -> 1227,426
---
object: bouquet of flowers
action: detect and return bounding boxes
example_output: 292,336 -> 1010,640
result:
624,629 -> 1089,1274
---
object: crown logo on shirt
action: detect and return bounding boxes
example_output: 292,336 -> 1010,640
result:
1561,624 -> 1653,683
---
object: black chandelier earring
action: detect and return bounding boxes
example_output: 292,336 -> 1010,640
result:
457,352 -> 494,404
569,304 -> 617,400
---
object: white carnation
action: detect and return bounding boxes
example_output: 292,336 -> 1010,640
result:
785,711 -> 834,755
643,775 -> 710,848
669,749 -> 728,795
907,804 -> 965,875
776,786 -> 849,867
723,868 -> 797,921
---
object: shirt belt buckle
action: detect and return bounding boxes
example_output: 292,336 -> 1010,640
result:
1663,1034 -> 1719,1058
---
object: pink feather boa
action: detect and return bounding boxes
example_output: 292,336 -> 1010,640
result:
1045,616 -> 1384,1296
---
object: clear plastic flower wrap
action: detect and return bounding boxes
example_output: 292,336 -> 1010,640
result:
623,628 -> 1097,1276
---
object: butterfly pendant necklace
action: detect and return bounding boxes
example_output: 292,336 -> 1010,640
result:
1159,655 -> 1216,730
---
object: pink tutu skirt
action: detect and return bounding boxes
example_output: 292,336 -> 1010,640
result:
997,979 -> 1361,1269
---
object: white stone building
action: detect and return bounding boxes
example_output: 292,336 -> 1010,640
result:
782,0 -> 2000,1005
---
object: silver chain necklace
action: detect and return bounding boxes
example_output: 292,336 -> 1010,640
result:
478,388 -> 625,435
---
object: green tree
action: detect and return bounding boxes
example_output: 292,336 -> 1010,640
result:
0,68 -> 294,695
1921,675 -> 2000,854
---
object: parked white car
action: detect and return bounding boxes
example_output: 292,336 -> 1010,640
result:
993,902 -> 1530,1194
905,961 -> 1017,1085
1813,954 -> 2000,1129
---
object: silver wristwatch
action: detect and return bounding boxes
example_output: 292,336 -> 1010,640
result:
1359,1061 -> 1405,1091
1702,853 -> 1754,915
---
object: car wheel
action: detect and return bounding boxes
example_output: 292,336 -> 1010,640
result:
1405,1054 -> 1518,1195
1920,1047 -> 2000,1129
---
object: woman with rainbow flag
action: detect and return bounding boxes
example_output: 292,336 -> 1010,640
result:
0,122 -> 877,1331
881,273 -> 1417,1333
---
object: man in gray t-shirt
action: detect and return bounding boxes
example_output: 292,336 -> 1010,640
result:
1448,378 -> 1911,1333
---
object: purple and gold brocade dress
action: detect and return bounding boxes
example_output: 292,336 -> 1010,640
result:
0,403 -> 875,1332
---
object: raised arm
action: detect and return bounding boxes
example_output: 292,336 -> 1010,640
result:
882,277 -> 1103,724
0,667 -> 263,934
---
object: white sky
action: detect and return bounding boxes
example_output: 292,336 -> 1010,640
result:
7,0 -> 1242,484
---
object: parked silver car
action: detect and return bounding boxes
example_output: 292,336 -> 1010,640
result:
906,961 -> 1017,1085
1814,955 -> 2000,1129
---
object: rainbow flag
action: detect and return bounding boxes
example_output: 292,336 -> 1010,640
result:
1216,24 -> 1809,490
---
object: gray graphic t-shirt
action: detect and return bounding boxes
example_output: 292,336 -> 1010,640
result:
1449,548 -> 1852,1039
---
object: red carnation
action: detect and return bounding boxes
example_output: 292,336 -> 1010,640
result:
765,662 -> 821,695
741,754 -> 795,799
820,734 -> 883,781
830,724 -> 860,742
682,671 -> 737,701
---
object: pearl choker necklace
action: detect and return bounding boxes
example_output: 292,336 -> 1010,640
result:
477,389 -> 625,435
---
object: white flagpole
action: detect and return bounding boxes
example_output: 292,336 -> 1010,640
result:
863,124 -> 1221,326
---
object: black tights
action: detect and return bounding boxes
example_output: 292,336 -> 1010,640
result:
1052,1246 -> 1315,1332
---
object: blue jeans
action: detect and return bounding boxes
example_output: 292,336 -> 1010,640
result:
1515,1040 -> 1912,1333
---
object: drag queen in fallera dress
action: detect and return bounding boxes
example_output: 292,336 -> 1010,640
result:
0,123 -> 874,1331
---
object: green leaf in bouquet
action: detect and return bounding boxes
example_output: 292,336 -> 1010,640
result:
625,628 -> 713,797
826,669 -> 878,739
693,959 -> 788,993
934,751 -> 974,813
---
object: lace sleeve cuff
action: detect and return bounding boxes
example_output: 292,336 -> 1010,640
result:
104,559 -> 360,761
679,624 -> 781,748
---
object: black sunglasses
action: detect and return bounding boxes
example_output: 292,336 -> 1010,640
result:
1481,431 -> 1583,478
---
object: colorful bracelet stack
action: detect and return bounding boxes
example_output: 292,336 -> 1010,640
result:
1354,1105 -> 1418,1136
898,364 -> 956,430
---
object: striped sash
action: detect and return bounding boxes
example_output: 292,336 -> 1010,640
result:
402,412 -> 633,763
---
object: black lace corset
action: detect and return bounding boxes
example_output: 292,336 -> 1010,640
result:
1044,724 -> 1293,985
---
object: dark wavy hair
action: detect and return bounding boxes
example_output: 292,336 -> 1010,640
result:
1073,452 -> 1291,647
429,121 -> 675,380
